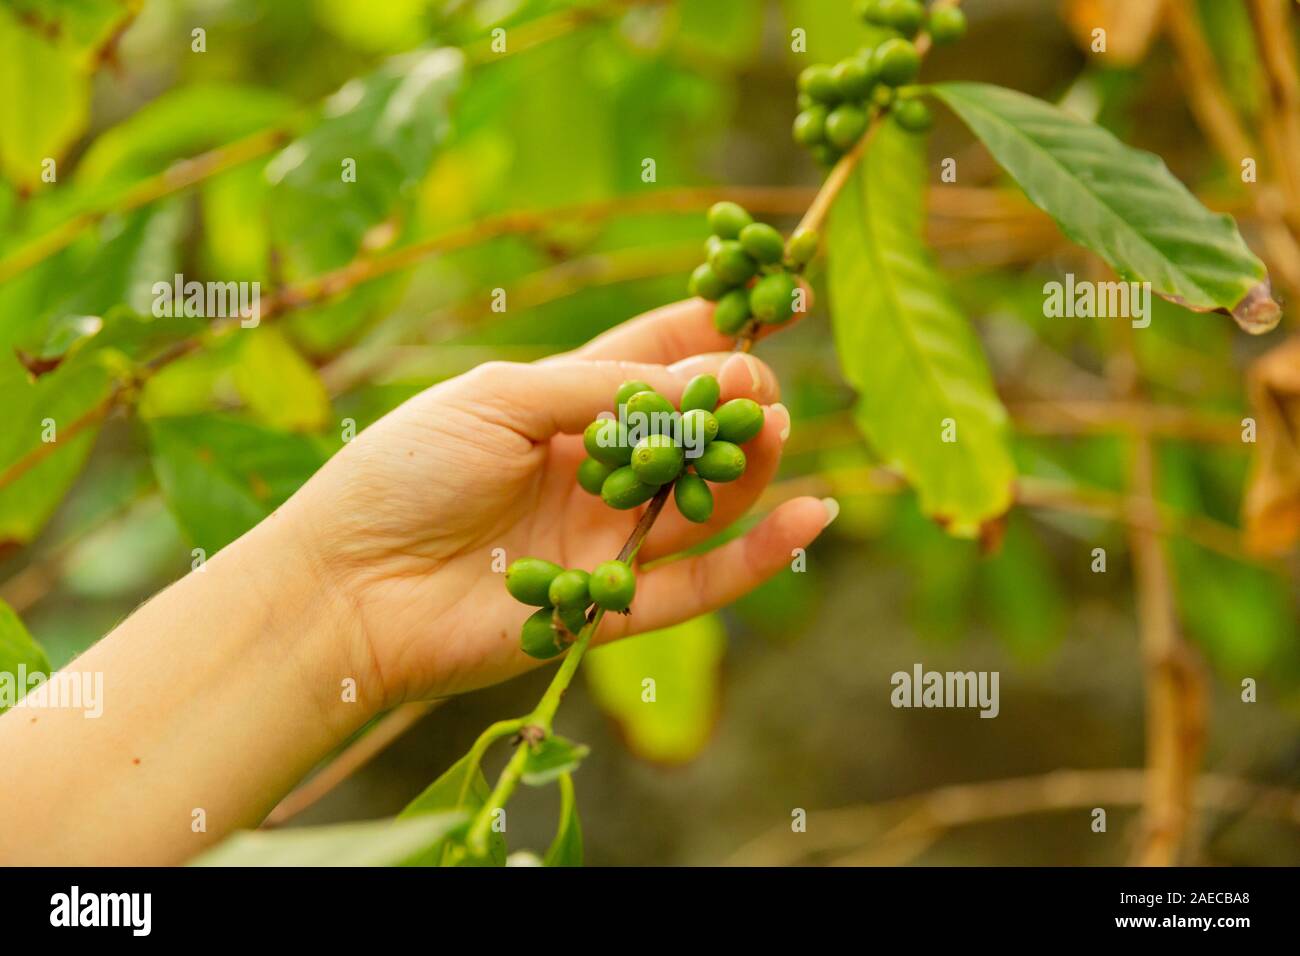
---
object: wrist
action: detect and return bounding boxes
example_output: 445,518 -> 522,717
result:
223,504 -> 388,739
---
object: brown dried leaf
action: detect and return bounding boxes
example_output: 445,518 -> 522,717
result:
1243,336 -> 1300,554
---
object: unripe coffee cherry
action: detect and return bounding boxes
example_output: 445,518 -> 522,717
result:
577,457 -> 616,495
857,0 -> 886,23
713,287 -> 753,335
707,201 -> 753,239
750,272 -> 799,324
892,98 -> 933,132
548,568 -> 591,611
793,106 -> 828,146
584,418 -> 631,466
625,390 -> 676,435
589,560 -> 636,611
615,379 -> 654,408
631,434 -> 685,486
680,373 -> 721,413
506,557 -> 565,606
873,38 -> 920,86
927,6 -> 967,43
601,466 -> 658,510
714,398 -> 765,444
689,262 -> 729,301
557,604 -> 588,636
739,222 -> 786,264
709,240 -> 758,284
694,440 -> 746,482
785,228 -> 820,269
520,607 -> 569,660
797,64 -> 839,104
831,57 -> 873,99
674,473 -> 714,523
825,103 -> 869,149
680,408 -> 719,450
881,0 -> 925,37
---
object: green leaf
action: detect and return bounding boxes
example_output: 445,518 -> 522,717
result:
234,328 -> 331,432
147,414 -> 330,553
543,774 -> 583,867
266,47 -> 463,275
191,813 -> 466,867
399,749 -> 506,866
0,598 -> 51,714
0,360 -> 115,548
521,735 -> 589,787
930,82 -> 1280,333
828,120 -> 1015,533
0,8 -> 90,190
584,614 -> 726,765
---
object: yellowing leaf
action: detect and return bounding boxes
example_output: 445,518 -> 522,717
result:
234,328 -> 331,432
584,614 -> 725,765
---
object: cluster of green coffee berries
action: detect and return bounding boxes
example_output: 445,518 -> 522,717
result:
688,201 -> 816,335
579,373 -> 764,523
792,1 -> 967,164
506,557 -> 637,658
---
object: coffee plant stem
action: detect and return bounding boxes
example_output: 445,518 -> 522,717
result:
465,483 -> 672,857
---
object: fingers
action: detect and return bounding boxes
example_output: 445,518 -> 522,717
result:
463,353 -> 780,441
545,289 -> 813,367
595,496 -> 836,642
638,403 -> 790,562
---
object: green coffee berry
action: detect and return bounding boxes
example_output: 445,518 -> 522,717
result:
506,557 -> 565,606
709,239 -> 758,285
712,287 -> 752,335
831,57 -> 873,99
520,607 -> 568,660
577,457 -> 617,495
589,559 -> 636,612
689,262 -> 729,301
548,568 -> 591,611
857,0 -> 887,24
797,63 -> 839,104
707,201 -> 753,239
873,38 -> 920,86
796,91 -> 815,111
927,6 -> 967,43
714,398 -> 765,444
557,604 -> 588,637
680,373 -> 721,413
674,473 -> 714,524
873,84 -> 896,108
680,408 -> 719,450
601,465 -> 658,510
694,440 -> 747,483
792,106 -> 827,146
892,98 -> 933,132
880,0 -> 925,37
584,418 -> 631,466
625,389 -> 676,435
739,223 -> 786,264
825,103 -> 869,149
785,228 -> 820,269
812,144 -> 841,167
750,271 -> 799,324
615,380 -> 654,408
631,433 -> 685,486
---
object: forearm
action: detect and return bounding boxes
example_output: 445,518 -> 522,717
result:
0,509 -> 380,865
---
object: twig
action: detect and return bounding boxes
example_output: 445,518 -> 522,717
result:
262,701 -> 440,826
725,768 -> 1300,866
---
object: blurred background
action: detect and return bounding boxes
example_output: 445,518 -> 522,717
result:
2,0 -> 1300,865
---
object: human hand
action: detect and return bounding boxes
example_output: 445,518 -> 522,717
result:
284,299 -> 835,706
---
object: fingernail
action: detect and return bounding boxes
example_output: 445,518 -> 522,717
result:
770,402 -> 791,442
740,353 -> 763,392
820,496 -> 840,527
